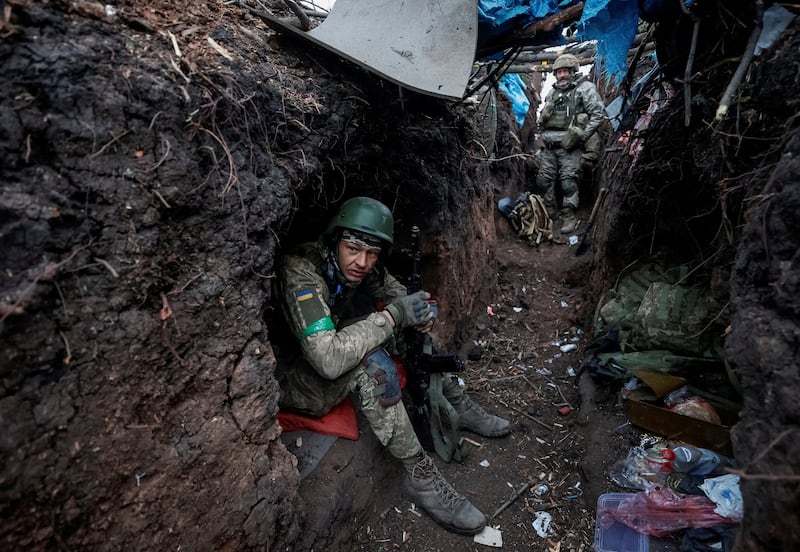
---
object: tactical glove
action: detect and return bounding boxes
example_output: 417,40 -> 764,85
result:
363,347 -> 401,407
385,290 -> 431,329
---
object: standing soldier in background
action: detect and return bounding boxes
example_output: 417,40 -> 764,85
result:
271,196 -> 510,535
536,53 -> 606,234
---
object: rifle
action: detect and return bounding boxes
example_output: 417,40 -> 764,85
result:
403,226 -> 465,460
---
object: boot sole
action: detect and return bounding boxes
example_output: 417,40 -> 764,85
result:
462,426 -> 511,438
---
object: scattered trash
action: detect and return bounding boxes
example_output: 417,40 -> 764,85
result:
566,366 -> 576,377
533,483 -> 549,497
568,235 -> 579,246
664,445 -> 735,476
474,525 -> 503,547
594,493 -> 649,552
513,307 -> 523,313
295,436 -> 303,448
532,511 -> 553,538
536,368 -> 552,376
487,306 -> 495,316
567,481 -> 583,499
558,405 -> 572,416
600,487 -> 740,537
479,459 -> 491,468
560,300 -> 568,308
699,474 -> 743,519
559,343 -> 577,353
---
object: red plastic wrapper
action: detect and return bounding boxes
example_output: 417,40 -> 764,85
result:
598,487 -> 740,537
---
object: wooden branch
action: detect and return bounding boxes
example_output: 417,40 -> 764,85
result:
283,0 -> 310,31
715,1 -> 764,121
621,23 -> 656,97
684,19 -> 701,126
489,481 -> 534,520
476,3 -> 585,58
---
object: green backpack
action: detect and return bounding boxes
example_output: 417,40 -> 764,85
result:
508,192 -> 553,245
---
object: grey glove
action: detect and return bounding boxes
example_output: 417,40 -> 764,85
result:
385,290 -> 431,328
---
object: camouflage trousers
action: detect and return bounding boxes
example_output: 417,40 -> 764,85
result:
533,146 -> 584,210
277,356 -> 433,460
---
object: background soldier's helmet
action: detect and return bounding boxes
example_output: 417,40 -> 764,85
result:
326,196 -> 394,245
553,53 -> 580,72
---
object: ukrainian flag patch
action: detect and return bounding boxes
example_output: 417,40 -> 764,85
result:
295,289 -> 314,302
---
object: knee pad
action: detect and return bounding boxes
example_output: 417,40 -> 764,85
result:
363,347 -> 402,407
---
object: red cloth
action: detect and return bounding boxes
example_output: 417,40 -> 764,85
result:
276,358 -> 407,441
277,399 -> 360,440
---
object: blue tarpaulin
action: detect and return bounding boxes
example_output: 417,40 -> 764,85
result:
478,0 -> 565,48
577,0 -> 639,85
498,73 -> 530,127
477,0 -> 651,85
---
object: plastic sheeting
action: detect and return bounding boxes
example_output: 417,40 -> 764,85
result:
498,73 -> 530,127
577,0 -> 639,85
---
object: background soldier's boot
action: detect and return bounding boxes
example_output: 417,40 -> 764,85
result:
559,208 -> 578,234
402,453 -> 487,535
450,393 -> 511,437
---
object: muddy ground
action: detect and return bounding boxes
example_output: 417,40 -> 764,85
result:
2,1 -> 799,551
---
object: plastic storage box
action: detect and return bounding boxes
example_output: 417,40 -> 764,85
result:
594,493 -> 649,552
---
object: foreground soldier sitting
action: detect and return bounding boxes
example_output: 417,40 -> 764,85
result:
272,196 -> 510,534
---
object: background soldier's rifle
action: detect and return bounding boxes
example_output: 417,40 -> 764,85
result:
403,226 -> 465,461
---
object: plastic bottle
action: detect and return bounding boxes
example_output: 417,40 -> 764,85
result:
662,445 -> 734,476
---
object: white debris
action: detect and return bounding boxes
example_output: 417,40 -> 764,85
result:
532,511 -> 553,538
479,459 -> 490,468
474,525 -> 503,547
559,344 -> 577,353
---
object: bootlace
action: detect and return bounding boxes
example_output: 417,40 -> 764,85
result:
411,457 -> 464,508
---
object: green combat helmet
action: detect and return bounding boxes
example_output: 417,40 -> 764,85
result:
326,196 -> 394,245
553,53 -> 580,72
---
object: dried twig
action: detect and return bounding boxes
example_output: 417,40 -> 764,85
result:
490,481 -> 534,520
508,403 -> 553,431
715,1 -> 763,121
90,129 -> 130,159
683,18 -> 701,126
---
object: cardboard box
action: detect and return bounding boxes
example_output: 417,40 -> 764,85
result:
623,371 -> 738,456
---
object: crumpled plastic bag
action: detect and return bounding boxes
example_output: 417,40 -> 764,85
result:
699,474 -> 743,519
599,487 -> 740,537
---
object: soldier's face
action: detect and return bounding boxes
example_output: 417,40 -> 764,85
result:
555,68 -> 571,81
337,240 -> 381,282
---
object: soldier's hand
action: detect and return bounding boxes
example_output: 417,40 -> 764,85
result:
540,101 -> 555,121
385,290 -> 432,329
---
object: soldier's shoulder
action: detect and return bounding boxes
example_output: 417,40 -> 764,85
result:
280,241 -> 324,272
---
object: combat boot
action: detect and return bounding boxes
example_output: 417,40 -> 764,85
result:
559,208 -> 579,234
451,393 -> 511,437
403,453 -> 487,535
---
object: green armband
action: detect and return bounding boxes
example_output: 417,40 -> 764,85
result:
302,316 -> 335,338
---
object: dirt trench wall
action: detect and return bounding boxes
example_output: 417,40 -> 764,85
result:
584,8 -> 800,549
0,3 -> 512,550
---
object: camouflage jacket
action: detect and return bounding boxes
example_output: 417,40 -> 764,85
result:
540,74 -> 606,141
275,239 -> 408,379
